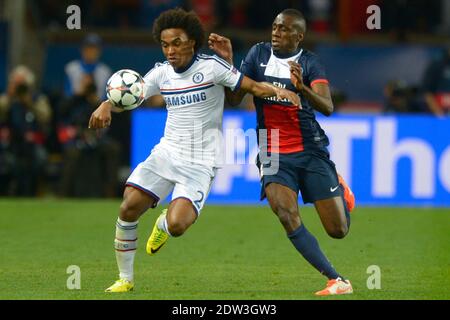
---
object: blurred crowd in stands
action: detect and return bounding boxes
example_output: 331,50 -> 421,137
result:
31,0 -> 448,38
0,0 -> 449,198
0,34 -> 122,198
379,46 -> 450,115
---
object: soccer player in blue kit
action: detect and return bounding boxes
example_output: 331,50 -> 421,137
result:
209,8 -> 355,295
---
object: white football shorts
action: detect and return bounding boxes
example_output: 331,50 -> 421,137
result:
125,145 -> 216,214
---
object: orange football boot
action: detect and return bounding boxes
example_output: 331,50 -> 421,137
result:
315,277 -> 353,296
338,174 -> 355,212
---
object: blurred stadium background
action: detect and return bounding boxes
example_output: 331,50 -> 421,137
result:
0,0 -> 449,299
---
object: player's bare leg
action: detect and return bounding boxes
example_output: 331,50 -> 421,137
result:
106,186 -> 156,292
166,198 -> 197,236
265,182 -> 351,294
313,194 -> 354,295
120,186 -> 157,222
265,183 -> 300,233
314,197 -> 349,239
314,172 -> 356,239
147,198 -> 197,255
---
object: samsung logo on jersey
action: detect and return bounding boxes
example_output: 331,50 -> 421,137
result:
164,92 -> 207,106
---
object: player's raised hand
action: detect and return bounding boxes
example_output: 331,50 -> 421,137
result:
288,61 -> 303,91
88,100 -> 113,129
276,88 -> 301,108
208,33 -> 233,63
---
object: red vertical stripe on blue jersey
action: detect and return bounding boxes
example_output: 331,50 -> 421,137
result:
262,104 -> 304,153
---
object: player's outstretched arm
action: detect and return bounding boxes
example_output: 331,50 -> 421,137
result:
88,100 -> 123,129
288,61 -> 334,116
225,87 -> 247,107
240,76 -> 301,107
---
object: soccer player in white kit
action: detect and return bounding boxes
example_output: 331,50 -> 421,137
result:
88,8 -> 300,293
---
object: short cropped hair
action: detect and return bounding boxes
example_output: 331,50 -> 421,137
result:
152,8 -> 205,52
280,8 -> 307,33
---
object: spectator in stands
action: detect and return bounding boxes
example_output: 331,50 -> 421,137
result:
189,0 -> 216,30
247,0 -> 290,29
64,33 -> 111,101
59,66 -> 120,198
215,0 -> 250,29
330,88 -> 348,112
306,0 -> 334,33
422,46 -> 450,116
381,0 -> 442,41
139,0 -> 183,28
59,32 -> 121,197
383,80 -> 427,114
0,65 -> 52,196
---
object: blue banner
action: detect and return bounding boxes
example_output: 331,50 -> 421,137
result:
131,110 -> 450,207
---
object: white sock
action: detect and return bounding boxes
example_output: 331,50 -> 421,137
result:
157,214 -> 172,237
114,218 -> 138,282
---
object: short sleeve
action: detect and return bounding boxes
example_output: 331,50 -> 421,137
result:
240,44 -> 260,79
211,55 -> 243,92
306,54 -> 329,87
143,63 -> 163,99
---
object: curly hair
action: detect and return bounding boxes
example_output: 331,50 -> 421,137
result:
152,8 -> 205,52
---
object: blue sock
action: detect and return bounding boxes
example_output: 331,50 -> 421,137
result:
340,185 -> 351,229
288,224 -> 342,280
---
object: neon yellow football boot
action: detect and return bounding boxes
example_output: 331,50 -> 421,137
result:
105,279 -> 134,293
146,209 -> 169,255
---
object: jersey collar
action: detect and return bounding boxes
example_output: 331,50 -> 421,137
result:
272,47 -> 302,59
173,54 -> 198,74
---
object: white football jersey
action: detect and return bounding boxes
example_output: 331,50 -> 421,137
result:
143,54 -> 243,167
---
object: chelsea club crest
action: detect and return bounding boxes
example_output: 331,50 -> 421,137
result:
192,72 -> 204,84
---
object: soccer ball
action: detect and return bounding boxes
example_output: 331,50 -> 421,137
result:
106,69 -> 145,110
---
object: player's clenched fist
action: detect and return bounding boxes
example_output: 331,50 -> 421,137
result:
208,33 -> 233,64
277,87 -> 301,108
288,61 -> 304,91
88,100 -> 113,129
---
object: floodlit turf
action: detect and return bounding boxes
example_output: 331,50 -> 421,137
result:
0,199 -> 448,300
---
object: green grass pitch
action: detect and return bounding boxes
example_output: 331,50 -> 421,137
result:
0,199 -> 448,300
